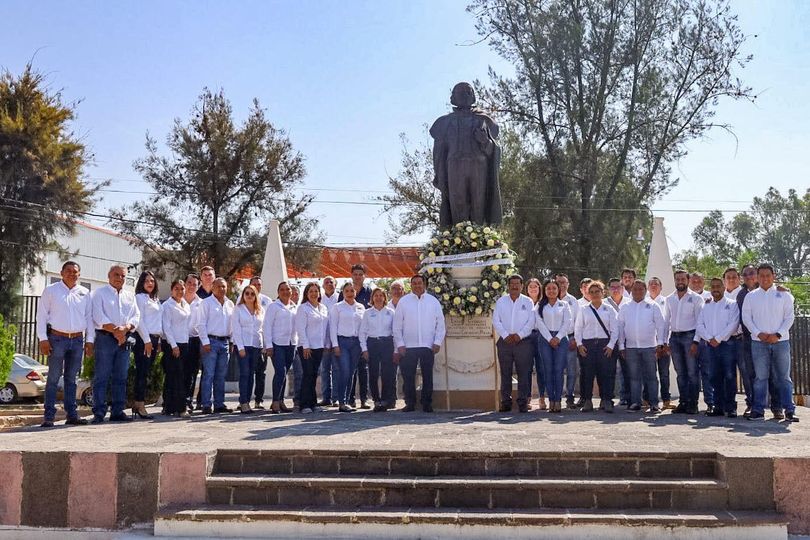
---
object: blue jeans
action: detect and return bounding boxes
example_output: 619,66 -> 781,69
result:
336,336 -> 361,405
319,350 -> 336,403
670,331 -> 699,406
530,331 -> 546,398
293,349 -> 303,403
707,340 -> 736,413
271,344 -> 296,401
625,348 -> 658,408
238,346 -> 260,405
540,335 -> 568,403
565,340 -> 578,400
92,332 -> 131,418
697,340 -> 714,407
751,340 -> 794,415
44,334 -> 84,421
201,338 -> 229,408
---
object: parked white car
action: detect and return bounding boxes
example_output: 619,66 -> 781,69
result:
0,354 -> 47,404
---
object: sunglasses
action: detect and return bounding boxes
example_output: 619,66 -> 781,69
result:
244,292 -> 255,297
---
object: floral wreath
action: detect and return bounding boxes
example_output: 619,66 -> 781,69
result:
419,221 -> 516,316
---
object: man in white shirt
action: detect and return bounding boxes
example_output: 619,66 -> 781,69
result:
646,277 -> 673,409
689,271 -> 714,411
36,261 -> 94,427
555,273 -> 583,409
492,275 -> 536,413
695,278 -> 741,418
393,274 -> 446,412
248,276 -> 272,409
182,273 -> 204,412
620,268 -> 636,298
197,278 -> 235,414
318,276 -> 340,407
665,270 -> 705,415
618,280 -> 667,412
90,264 -> 140,423
742,263 -> 798,422
574,281 -> 619,412
606,278 -> 631,406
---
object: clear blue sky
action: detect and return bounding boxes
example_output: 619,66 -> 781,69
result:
3,0 -> 809,257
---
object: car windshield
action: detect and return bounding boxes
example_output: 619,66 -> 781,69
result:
14,354 -> 44,369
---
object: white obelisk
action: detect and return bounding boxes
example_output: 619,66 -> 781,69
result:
260,220 -> 288,401
646,216 -> 675,295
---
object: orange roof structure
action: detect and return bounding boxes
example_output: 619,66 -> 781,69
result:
287,246 -> 422,279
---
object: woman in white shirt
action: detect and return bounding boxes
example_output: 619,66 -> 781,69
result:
575,280 -> 620,413
263,281 -> 297,414
295,282 -> 329,413
329,282 -> 366,412
525,278 -> 547,411
160,279 -> 191,418
133,270 -> 162,420
360,288 -> 396,412
535,279 -> 572,413
232,285 -> 265,414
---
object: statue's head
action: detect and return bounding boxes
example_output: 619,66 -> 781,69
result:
450,82 -> 476,109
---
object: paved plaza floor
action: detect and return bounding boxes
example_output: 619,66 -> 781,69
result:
2,399 -> 808,459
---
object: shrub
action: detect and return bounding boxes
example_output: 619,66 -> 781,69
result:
0,315 -> 16,385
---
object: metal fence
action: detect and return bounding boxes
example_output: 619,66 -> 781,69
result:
791,317 -> 810,395
10,295 -> 44,362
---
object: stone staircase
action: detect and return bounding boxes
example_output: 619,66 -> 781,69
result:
155,449 -> 788,539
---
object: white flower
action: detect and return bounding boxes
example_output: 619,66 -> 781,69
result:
434,287 -> 441,293
484,292 -> 491,298
483,227 -> 492,234
427,267 -> 435,274
443,294 -> 450,301
487,239 -> 495,247
460,287 -> 467,294
481,280 -> 489,286
419,254 -> 425,260
442,239 -> 450,246
453,297 -> 462,305
502,243 -> 509,250
442,230 -> 450,236
428,252 -> 436,258
454,237 -> 461,245
471,286 -> 478,293
475,307 -> 483,315
471,241 -> 478,247
460,310 -> 467,316
492,265 -> 500,272
465,226 -> 473,232
470,232 -> 478,239
492,281 -> 501,289
450,309 -> 458,316
469,295 -> 477,303
431,239 -> 439,245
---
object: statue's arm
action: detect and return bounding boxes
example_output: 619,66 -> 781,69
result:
430,118 -> 449,191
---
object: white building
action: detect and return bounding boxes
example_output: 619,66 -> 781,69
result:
22,220 -> 143,296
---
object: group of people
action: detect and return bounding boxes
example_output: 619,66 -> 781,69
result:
35,257 -> 797,427
493,266 -> 798,422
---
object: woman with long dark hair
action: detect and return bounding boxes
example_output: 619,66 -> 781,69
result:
295,282 -> 329,413
161,279 -> 191,418
329,282 -> 365,412
535,279 -> 571,413
232,285 -> 265,414
263,281 -> 297,414
133,270 -> 161,419
525,278 -> 546,411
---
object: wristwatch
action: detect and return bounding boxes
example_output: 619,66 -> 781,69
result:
775,333 -> 782,339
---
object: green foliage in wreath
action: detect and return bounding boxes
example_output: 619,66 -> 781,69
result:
419,221 -> 516,316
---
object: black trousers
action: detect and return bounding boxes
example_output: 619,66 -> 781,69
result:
580,338 -> 617,401
367,336 -> 397,406
400,347 -> 434,407
496,337 -> 534,407
133,334 -> 160,402
298,347 -> 323,409
254,351 -> 268,404
161,340 -> 188,414
349,357 -> 369,403
185,336 -> 201,409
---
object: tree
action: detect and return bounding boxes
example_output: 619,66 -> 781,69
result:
110,88 -> 322,281
0,65 -> 96,318
468,0 -> 753,282
688,188 -> 810,277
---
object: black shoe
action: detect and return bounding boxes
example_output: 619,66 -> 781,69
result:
628,404 -> 641,412
686,405 -> 699,415
518,405 -> 529,413
350,401 -> 358,409
40,421 -> 54,428
786,412 -> 800,423
359,402 -> 371,410
743,406 -> 751,417
747,412 -> 765,421
673,403 -> 687,414
498,404 -> 512,413
772,409 -> 785,421
401,405 -> 415,412
566,397 -> 576,409
726,411 -> 737,418
201,407 -> 213,415
618,400 -> 629,407
65,417 -> 88,426
214,406 -> 233,413
648,406 -> 661,414
706,408 -> 725,417
423,405 -> 434,413
373,403 -> 387,412
317,400 -> 331,407
109,413 -> 133,422
91,415 -> 105,424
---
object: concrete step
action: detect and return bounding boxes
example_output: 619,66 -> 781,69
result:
154,506 -> 789,539
212,449 -> 718,479
206,474 -> 729,510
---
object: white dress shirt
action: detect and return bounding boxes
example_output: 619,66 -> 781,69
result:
196,294 -> 234,346
695,289 -> 713,301
161,297 -> 191,348
724,286 -> 743,335
574,302 -> 619,349
492,294 -> 535,341
257,293 -> 273,312
135,293 -> 162,342
647,293 -> 667,315
296,301 -> 329,350
665,290 -> 705,333
695,296 -> 740,343
606,296 -> 631,312
186,295 -> 203,338
329,300 -> 365,344
359,306 -> 395,352
231,304 -> 264,351
92,284 -> 140,334
321,290 -> 340,348
617,299 -> 667,350
263,299 -> 297,348
559,293 -> 580,337
36,280 -> 94,342
742,285 -> 795,342
535,300 -> 572,342
393,292 -> 446,349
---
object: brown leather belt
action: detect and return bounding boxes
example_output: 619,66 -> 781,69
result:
49,329 -> 83,339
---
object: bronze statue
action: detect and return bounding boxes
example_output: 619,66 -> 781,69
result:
430,82 -> 502,228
